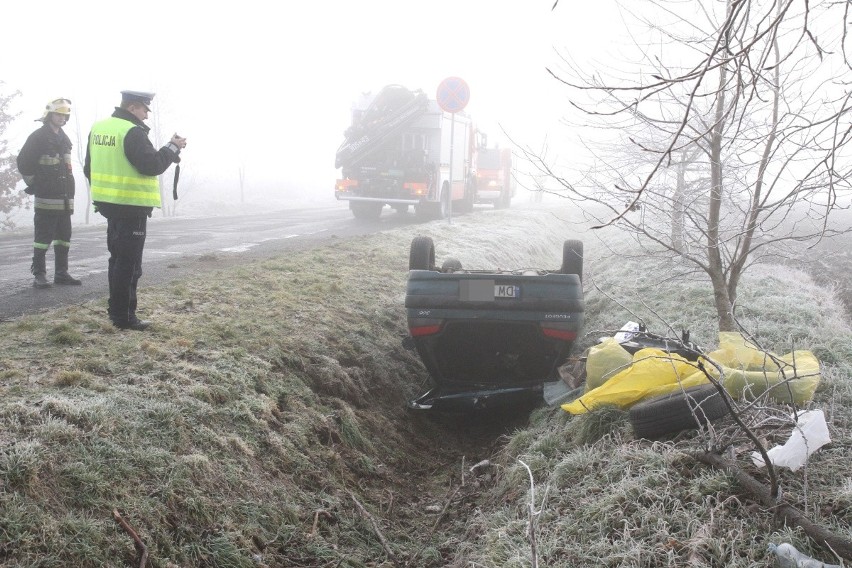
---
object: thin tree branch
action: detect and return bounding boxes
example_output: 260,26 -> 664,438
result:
349,492 -> 400,567
113,509 -> 148,568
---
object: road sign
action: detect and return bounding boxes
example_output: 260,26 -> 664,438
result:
436,77 -> 470,114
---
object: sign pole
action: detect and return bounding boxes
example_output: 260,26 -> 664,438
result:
448,113 -> 455,225
436,77 -> 470,226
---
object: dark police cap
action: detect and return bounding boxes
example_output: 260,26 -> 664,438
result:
120,90 -> 155,109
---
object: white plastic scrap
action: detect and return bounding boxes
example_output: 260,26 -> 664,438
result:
469,459 -> 492,473
751,410 -> 831,472
613,321 -> 640,343
768,542 -> 840,568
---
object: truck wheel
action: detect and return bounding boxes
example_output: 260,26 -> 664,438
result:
415,204 -> 430,220
494,192 -> 511,209
629,384 -> 729,440
393,204 -> 410,214
458,185 -> 474,214
561,239 -> 584,282
409,236 -> 435,270
351,202 -> 383,221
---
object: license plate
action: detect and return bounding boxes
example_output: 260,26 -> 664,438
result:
460,280 -> 520,300
494,284 -> 520,298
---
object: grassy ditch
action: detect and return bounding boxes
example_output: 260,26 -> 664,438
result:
0,207 -> 577,567
0,204 -> 850,567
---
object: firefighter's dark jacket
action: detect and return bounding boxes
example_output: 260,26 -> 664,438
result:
16,124 -> 75,214
84,108 -> 180,218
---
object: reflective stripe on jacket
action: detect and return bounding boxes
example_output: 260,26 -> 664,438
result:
88,117 -> 161,208
16,124 -> 75,214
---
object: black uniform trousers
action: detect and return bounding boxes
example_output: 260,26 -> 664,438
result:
33,210 -> 72,248
106,216 -> 147,324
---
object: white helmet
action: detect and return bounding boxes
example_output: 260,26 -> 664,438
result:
40,98 -> 72,120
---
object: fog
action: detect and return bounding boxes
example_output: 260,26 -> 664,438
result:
1,0 -> 624,227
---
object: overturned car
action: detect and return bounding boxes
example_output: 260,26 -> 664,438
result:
404,236 -> 585,411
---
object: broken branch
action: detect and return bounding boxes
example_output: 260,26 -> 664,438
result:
349,492 -> 400,567
309,509 -> 333,537
112,509 -> 148,568
692,451 -> 852,562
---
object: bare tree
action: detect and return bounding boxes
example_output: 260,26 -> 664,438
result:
534,0 -> 852,331
0,84 -> 25,230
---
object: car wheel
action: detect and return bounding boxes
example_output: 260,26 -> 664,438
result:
629,384 -> 729,440
561,239 -> 583,282
441,258 -> 463,272
409,236 -> 435,270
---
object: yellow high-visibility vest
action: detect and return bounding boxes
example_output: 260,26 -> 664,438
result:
89,117 -> 160,207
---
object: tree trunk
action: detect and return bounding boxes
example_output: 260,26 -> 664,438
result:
710,272 -> 735,331
672,152 -> 686,251
727,0 -> 782,309
707,11 -> 735,332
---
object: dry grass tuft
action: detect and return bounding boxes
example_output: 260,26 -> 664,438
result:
47,322 -> 85,345
570,405 -> 630,445
53,369 -> 91,387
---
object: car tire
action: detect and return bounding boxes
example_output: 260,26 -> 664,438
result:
441,258 -> 463,273
561,239 -> 583,282
629,384 -> 729,440
409,236 -> 435,271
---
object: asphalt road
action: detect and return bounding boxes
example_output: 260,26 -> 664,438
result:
0,203 -> 424,321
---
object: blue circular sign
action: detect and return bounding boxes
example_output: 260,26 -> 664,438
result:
436,77 -> 470,113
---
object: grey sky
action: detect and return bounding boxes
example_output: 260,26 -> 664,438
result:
2,0 -> 621,204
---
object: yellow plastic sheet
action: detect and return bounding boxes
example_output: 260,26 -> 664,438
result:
584,338 -> 634,392
707,332 -> 821,405
563,347 -> 703,414
562,332 -> 821,414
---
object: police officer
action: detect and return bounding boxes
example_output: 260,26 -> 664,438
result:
84,90 -> 187,331
17,98 -> 81,288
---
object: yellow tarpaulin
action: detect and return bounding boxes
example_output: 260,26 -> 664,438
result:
584,337 -> 634,392
562,332 -> 820,414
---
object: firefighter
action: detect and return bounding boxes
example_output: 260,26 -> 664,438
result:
84,90 -> 186,331
16,98 -> 81,288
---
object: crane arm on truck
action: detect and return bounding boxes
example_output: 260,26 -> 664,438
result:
335,85 -> 430,170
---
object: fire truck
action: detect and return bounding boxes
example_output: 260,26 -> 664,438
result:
472,131 -> 515,208
334,85 -> 475,221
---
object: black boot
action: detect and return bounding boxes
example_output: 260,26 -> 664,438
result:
31,248 -> 51,288
54,246 -> 81,285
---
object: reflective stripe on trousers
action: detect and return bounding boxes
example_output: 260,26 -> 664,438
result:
33,211 -> 72,248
